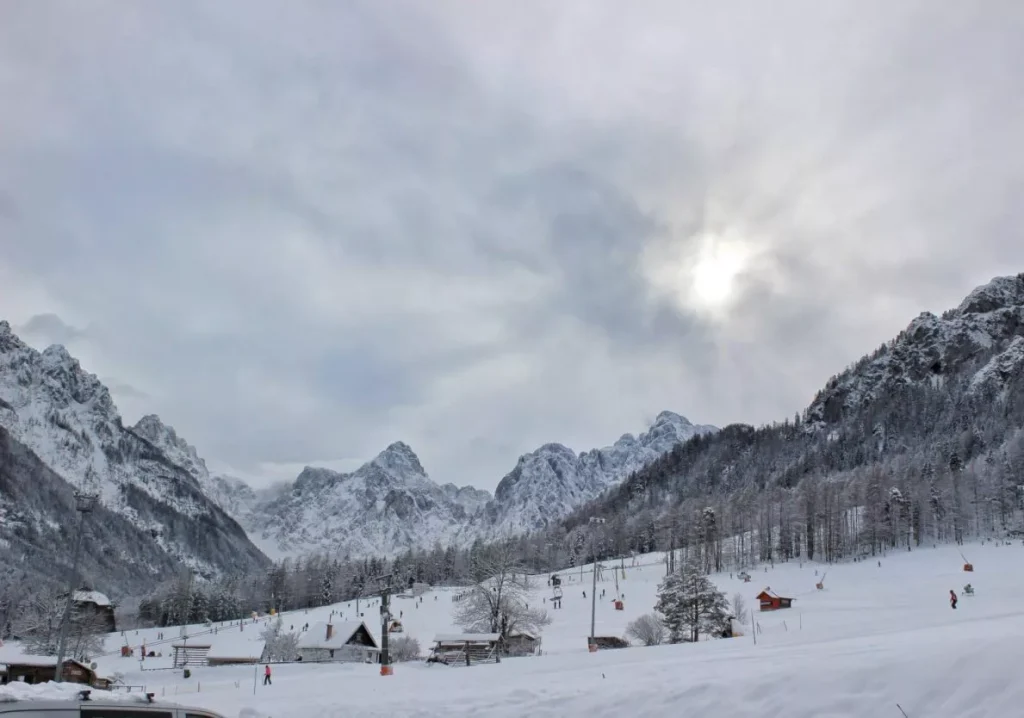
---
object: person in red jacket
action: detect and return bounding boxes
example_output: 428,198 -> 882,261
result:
263,664 -> 272,685
949,589 -> 958,609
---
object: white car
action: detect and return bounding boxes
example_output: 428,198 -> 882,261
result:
0,691 -> 225,718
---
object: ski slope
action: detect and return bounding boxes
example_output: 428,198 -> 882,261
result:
4,543 -> 1024,717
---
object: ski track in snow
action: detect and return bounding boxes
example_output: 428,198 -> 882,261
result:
4,542 -> 1023,717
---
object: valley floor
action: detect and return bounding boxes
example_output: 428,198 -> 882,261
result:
5,543 -> 1024,717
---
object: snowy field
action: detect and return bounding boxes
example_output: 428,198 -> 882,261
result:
4,543 -> 1024,717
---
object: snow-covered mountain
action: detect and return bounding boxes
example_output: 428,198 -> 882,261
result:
806,273 -> 1024,426
0,321 -> 268,578
484,411 -> 718,536
237,413 -> 716,558
132,414 -> 258,517
0,320 -> 717,563
237,441 -> 491,559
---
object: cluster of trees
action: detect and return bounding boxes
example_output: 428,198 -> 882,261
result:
3,583 -> 107,661
550,364 -> 1024,573
626,557 -> 734,647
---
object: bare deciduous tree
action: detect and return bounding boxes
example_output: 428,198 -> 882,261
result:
732,592 -> 747,619
625,613 -> 666,646
14,585 -> 105,660
454,538 -> 551,641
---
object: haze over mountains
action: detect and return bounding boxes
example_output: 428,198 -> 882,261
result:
0,318 -> 716,576
3,273 -> 1024,595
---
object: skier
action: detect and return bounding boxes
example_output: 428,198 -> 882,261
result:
263,664 -> 272,685
949,589 -> 958,610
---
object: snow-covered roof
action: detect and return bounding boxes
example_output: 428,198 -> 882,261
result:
207,634 -> 266,660
507,630 -> 536,640
73,590 -> 111,607
297,621 -> 376,651
433,633 -> 501,643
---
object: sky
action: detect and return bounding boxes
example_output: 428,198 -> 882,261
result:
1,1 -> 1023,492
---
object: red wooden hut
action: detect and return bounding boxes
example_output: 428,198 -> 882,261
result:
756,589 -> 794,611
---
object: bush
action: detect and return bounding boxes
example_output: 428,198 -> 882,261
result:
389,635 -> 422,662
626,613 -> 667,646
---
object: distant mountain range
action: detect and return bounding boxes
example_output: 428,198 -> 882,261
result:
9,273 -> 1020,595
0,319 -> 716,585
128,411 -> 715,559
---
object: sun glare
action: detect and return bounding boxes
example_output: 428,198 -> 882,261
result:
688,235 -> 749,312
640,229 -> 756,321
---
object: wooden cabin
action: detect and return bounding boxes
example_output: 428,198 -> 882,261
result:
0,658 -> 110,688
72,589 -> 117,633
756,589 -> 794,611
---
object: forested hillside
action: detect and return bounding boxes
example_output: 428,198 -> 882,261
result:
551,274 -> 1024,568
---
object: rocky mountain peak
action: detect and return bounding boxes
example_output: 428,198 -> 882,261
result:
373,440 -> 427,478
132,414 -> 210,479
806,273 -> 1024,426
654,410 -> 693,426
488,412 -> 718,536
956,273 -> 1024,316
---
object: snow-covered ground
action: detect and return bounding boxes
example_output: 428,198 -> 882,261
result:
4,542 -> 1024,717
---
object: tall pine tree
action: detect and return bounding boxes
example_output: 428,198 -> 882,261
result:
655,557 -> 730,643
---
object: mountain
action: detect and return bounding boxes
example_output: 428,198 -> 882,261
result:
570,273 -> 1024,561
485,411 -> 717,536
0,424 -> 182,593
0,321 -> 269,582
241,412 -> 716,559
237,441 -> 491,559
805,274 -> 1024,426
132,414 -> 258,517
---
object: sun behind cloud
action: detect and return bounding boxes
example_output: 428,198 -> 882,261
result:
641,228 -> 758,321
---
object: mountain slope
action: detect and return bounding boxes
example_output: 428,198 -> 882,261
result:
0,322 -> 269,578
239,442 -> 490,559
132,414 -> 258,516
806,273 -> 1024,426
486,411 -> 717,535
570,273 -> 1024,560
0,424 -> 182,594
244,412 -> 716,559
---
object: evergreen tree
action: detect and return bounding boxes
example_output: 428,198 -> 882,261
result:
655,557 -> 730,643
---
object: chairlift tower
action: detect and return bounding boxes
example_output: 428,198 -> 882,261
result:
370,573 -> 396,676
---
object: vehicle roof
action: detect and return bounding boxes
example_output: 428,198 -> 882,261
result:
0,699 -> 182,709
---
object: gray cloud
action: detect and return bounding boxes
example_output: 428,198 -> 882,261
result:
17,313 -> 87,346
1,0 -> 1022,490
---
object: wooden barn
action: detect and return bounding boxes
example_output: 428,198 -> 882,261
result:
297,621 -> 379,664
756,589 -> 794,611
427,633 -> 501,666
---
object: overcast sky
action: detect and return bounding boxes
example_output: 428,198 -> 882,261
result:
2,1 -> 1022,492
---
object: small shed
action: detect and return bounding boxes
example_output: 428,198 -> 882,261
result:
297,621 -> 379,664
503,630 -> 540,657
756,589 -> 794,611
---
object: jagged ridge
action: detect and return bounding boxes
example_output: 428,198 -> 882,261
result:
0,321 -> 269,580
